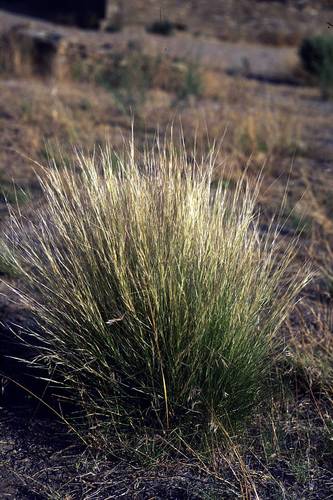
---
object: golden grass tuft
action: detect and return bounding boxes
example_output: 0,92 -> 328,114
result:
2,134 -> 310,449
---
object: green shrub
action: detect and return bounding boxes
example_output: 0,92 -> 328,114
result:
146,20 -> 187,36
147,20 -> 175,36
299,35 -> 333,98
3,138 -> 309,449
177,62 -> 203,101
94,53 -> 153,113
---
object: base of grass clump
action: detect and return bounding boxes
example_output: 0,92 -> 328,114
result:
2,134 -> 310,451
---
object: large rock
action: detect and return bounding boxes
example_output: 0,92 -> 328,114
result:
1,25 -> 68,78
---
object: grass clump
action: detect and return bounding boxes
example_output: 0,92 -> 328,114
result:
3,136 -> 309,450
299,35 -> 333,99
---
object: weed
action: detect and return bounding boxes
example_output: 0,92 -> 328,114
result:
176,62 -> 203,102
93,53 -> 152,114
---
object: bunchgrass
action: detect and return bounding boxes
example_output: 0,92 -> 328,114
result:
2,135 -> 310,450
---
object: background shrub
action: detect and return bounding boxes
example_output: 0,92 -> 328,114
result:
299,35 -> 333,98
176,62 -> 203,101
146,20 -> 175,36
3,138 -> 309,449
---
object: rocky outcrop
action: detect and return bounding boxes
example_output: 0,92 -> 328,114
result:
0,26 -> 68,77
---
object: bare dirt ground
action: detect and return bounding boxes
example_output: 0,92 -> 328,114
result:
0,6 -> 333,500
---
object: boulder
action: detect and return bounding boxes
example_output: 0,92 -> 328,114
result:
1,25 -> 68,78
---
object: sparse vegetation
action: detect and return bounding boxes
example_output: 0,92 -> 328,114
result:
70,52 -> 204,113
287,307 -> 333,396
319,242 -> 333,296
231,107 -> 304,160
